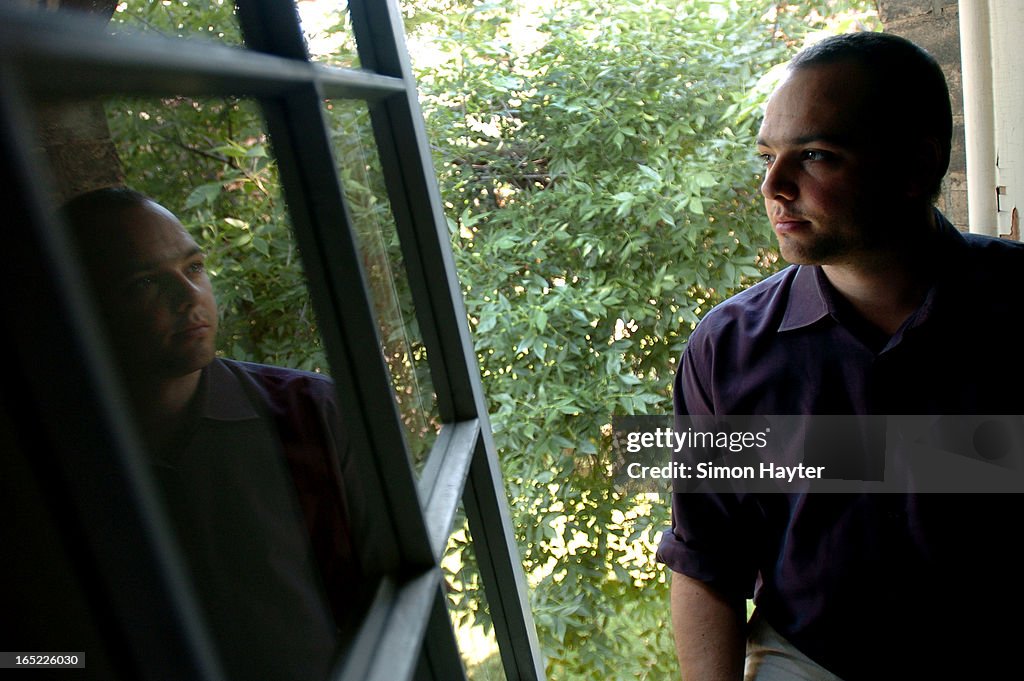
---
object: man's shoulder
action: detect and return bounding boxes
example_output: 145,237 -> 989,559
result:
961,232 -> 1024,265
948,232 -> 1024,299
219,358 -> 334,383
214,358 -> 337,404
690,265 -> 800,340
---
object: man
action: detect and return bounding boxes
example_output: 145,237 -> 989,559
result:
657,33 -> 1024,680
62,187 -> 361,681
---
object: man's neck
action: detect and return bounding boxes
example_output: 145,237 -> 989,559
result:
127,369 -> 203,453
821,207 -> 939,336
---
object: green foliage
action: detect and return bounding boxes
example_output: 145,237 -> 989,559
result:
105,1 -> 878,678
111,0 -> 243,44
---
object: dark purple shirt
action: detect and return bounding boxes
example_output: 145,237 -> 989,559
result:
657,212 -> 1024,679
152,358 -> 359,681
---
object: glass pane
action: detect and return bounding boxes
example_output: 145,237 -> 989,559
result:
33,92 -> 371,679
443,507 -> 509,681
324,98 -> 441,470
111,0 -> 246,47
107,95 -> 328,370
296,0 -> 360,68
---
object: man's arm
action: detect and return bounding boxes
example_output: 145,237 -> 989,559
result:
671,571 -> 745,681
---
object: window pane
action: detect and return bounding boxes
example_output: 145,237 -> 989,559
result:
107,95 -> 328,370
111,0 -> 246,47
324,98 -> 441,470
444,506 -> 509,681
35,92 -> 372,679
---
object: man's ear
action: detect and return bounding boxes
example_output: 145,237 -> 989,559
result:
906,137 -> 944,199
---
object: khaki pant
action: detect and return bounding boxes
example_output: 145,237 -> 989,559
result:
744,616 -> 845,681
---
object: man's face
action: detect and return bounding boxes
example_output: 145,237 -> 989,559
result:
756,62 -> 912,266
82,201 -> 218,382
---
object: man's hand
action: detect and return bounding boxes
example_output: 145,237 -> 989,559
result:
671,571 -> 745,681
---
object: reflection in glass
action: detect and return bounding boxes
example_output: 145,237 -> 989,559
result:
111,0 -> 246,47
107,96 -> 327,371
324,98 -> 441,469
39,93 -> 368,679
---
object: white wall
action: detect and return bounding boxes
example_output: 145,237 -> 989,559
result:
990,0 -> 1024,236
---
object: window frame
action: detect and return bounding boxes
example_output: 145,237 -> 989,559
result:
0,2 -> 544,679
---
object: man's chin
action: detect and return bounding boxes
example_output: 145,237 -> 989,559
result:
174,351 -> 217,377
132,351 -> 215,383
776,234 -> 848,267
776,240 -> 816,266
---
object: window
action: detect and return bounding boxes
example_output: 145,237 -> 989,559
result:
0,2 -> 544,679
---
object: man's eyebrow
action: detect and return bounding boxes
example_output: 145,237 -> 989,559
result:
756,133 -> 856,148
124,246 -> 204,277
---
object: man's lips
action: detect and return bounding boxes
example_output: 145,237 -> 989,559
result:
173,323 -> 211,339
772,216 -> 811,234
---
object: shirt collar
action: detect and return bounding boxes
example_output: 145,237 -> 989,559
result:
198,358 -> 259,421
778,265 -> 832,331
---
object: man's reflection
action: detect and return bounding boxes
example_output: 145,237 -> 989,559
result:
62,187 -> 360,680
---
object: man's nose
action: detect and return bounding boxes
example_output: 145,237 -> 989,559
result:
168,274 -> 202,310
761,158 -> 797,201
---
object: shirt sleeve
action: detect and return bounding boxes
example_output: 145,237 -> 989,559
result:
655,340 -> 760,600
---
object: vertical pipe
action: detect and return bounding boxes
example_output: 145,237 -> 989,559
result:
959,0 -> 998,235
